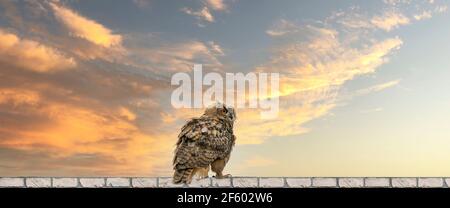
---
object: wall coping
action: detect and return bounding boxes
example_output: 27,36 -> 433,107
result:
0,177 -> 448,188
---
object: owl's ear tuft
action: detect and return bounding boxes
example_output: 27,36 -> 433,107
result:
214,102 -> 225,109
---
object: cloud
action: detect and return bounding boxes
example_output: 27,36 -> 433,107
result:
435,5 -> 448,13
118,107 -> 137,121
1,1 -> 125,62
0,16 -> 175,176
129,39 -> 224,72
371,10 -> 410,31
355,79 -> 401,96
50,2 -> 123,48
0,89 -> 40,107
207,41 -> 225,56
182,0 -> 233,26
0,29 -> 76,72
0,0 -> 25,30
333,10 -> 374,30
205,0 -> 227,11
266,19 -> 300,37
0,81 -> 172,176
236,20 -> 404,144
333,1 -> 446,33
414,11 -> 433,20
0,5 -> 222,174
182,7 -> 214,23
267,28 -> 403,98
0,2 -> 226,174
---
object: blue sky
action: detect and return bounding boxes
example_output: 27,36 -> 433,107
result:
0,0 -> 449,176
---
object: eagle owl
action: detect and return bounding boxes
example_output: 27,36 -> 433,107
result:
173,103 -> 236,184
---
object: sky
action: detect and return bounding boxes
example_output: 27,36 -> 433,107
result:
0,0 -> 449,177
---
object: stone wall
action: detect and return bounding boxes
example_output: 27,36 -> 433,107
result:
0,177 -> 448,188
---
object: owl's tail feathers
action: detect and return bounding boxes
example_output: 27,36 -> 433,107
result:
173,168 -> 194,184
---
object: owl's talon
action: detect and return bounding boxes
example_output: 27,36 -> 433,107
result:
196,176 -> 209,181
215,174 -> 231,179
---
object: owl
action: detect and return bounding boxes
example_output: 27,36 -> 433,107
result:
173,103 -> 236,184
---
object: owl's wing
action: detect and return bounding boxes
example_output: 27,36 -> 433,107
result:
173,117 -> 233,170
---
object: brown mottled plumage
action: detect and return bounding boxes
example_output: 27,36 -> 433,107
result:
173,103 -> 236,184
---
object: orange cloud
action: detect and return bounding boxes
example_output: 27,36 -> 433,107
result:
182,0 -> 230,26
119,107 -> 137,121
0,87 -> 173,176
0,29 -> 76,72
371,11 -> 410,31
205,0 -> 227,11
182,7 -> 215,23
0,89 -> 40,106
233,24 -> 404,144
50,2 -> 122,48
414,11 -> 433,20
265,29 -> 402,98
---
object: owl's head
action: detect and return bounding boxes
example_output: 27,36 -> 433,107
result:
204,102 -> 236,122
